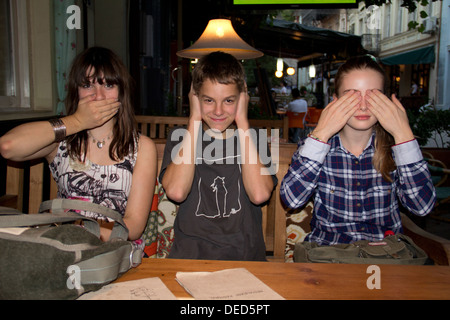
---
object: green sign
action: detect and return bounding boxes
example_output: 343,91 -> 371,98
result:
234,0 -> 356,4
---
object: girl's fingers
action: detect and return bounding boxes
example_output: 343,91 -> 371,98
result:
366,90 -> 393,117
366,90 -> 407,122
391,94 -> 406,111
314,90 -> 361,140
339,91 -> 362,116
366,90 -> 387,107
325,90 -> 353,109
89,99 -> 121,116
79,94 -> 96,104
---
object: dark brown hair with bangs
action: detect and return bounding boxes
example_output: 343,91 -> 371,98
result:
335,56 -> 396,182
192,51 -> 246,94
65,47 -> 138,162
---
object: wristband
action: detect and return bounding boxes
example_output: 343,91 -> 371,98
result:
49,118 -> 67,142
308,132 -> 327,144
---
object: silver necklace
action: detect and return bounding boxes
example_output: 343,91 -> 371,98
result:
88,131 -> 112,149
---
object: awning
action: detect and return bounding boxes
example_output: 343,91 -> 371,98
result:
381,45 -> 435,65
249,18 -> 366,67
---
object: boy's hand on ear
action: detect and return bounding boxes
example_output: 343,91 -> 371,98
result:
188,85 -> 202,123
235,88 -> 250,130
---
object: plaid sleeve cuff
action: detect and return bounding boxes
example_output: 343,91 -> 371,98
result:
392,139 -> 423,166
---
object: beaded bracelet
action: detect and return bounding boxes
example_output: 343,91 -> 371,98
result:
48,118 -> 67,142
308,132 -> 327,144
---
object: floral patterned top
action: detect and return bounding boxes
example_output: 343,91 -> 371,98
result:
49,139 -> 138,221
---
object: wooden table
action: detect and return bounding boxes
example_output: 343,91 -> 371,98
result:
117,258 -> 450,300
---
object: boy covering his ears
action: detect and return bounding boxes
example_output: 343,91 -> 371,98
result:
159,52 -> 277,261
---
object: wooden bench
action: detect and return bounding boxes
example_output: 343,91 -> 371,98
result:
154,141 -> 295,260
1,159 -> 57,213
2,137 -> 450,264
0,140 -> 295,259
136,115 -> 289,143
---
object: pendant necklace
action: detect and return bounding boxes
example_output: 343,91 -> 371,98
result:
88,131 -> 112,149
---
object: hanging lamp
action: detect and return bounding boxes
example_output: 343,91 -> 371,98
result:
176,19 -> 263,60
309,64 -> 316,78
275,58 -> 284,78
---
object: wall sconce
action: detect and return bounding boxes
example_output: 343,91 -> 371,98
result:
309,64 -> 316,78
287,67 -> 296,76
176,19 -> 263,60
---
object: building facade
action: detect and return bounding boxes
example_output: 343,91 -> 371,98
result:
296,1 -> 447,111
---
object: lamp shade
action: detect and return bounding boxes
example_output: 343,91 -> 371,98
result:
177,19 -> 263,60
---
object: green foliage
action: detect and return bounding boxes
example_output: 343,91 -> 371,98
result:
407,105 -> 450,148
361,0 -> 440,33
247,101 -> 277,120
242,56 -> 281,89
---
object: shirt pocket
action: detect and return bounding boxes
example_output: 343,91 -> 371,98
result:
316,179 -> 348,212
369,184 -> 394,211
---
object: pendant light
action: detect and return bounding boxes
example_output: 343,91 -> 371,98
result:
177,19 -> 263,60
275,57 -> 284,78
309,64 -> 316,78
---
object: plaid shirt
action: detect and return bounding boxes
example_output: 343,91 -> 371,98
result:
280,133 -> 436,245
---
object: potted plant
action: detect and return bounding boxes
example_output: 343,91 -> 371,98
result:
407,105 -> 450,183
407,104 -> 450,149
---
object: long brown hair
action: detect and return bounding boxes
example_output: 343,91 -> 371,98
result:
65,47 -> 138,162
334,56 -> 395,182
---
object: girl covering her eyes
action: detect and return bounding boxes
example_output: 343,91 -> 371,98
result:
280,56 -> 436,245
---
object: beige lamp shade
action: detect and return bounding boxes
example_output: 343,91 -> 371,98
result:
177,19 -> 263,60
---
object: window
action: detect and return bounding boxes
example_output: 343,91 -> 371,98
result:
384,3 -> 391,38
349,23 -> 355,35
0,0 -> 30,111
396,2 -> 404,34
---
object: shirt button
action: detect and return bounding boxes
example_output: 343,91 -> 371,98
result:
357,182 -> 361,186
355,161 -> 359,165
357,203 -> 361,207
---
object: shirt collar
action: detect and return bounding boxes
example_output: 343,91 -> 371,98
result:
329,131 -> 376,155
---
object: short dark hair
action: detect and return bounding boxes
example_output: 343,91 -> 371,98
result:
192,51 -> 246,94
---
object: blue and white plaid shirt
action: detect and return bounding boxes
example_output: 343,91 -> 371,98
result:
280,133 -> 436,245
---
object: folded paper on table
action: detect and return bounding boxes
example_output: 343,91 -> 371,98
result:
78,277 -> 177,300
175,268 -> 285,300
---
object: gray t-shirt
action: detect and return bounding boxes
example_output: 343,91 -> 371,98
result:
159,127 -> 277,261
